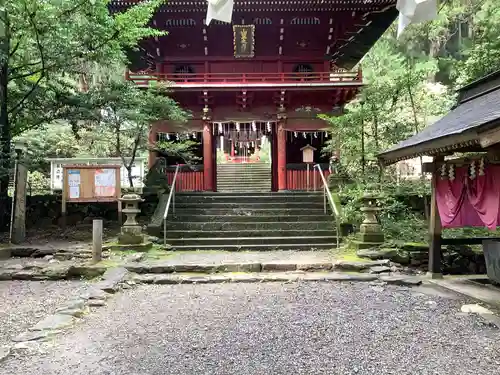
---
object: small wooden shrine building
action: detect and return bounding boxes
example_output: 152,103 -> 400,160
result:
378,70 -> 500,278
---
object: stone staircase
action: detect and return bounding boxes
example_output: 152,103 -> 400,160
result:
217,163 -> 271,192
156,192 -> 338,251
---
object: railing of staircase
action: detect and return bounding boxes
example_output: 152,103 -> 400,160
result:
163,164 -> 180,247
314,164 -> 340,249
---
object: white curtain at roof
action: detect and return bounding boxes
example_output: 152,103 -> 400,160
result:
206,0 -> 234,25
397,0 -> 438,37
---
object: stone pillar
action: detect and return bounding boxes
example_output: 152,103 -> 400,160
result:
12,162 -> 27,244
428,156 -> 444,278
277,123 -> 287,191
203,122 -> 214,191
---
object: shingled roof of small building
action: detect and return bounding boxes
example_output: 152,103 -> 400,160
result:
378,70 -> 500,165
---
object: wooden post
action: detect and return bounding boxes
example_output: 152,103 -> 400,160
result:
428,155 -> 444,279
115,166 -> 122,225
277,123 -> 287,191
61,168 -> 67,229
92,219 -> 103,263
203,122 -> 214,191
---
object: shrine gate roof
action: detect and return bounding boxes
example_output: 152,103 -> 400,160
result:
110,0 -> 398,69
378,70 -> 500,165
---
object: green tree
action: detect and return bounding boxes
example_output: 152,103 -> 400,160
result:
73,79 -> 189,187
0,0 -> 165,197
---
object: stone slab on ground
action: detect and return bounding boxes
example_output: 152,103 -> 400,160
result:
0,345 -> 10,362
333,259 -> 390,272
134,272 -> 380,285
430,277 -> 500,308
94,267 -> 130,293
379,275 -> 422,286
29,314 -> 75,331
11,331 -> 51,343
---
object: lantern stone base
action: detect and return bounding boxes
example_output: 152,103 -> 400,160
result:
357,233 -> 385,243
118,226 -> 146,245
351,240 -> 385,250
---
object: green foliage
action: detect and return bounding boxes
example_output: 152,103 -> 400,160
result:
6,0 -> 166,134
155,139 -> 201,165
338,181 -> 428,243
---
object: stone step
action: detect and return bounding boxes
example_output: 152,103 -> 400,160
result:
170,208 -> 327,216
168,214 -> 332,222
216,189 -> 272,193
164,229 -> 335,238
167,235 -> 338,247
169,242 -> 339,251
174,194 -> 323,203
165,221 -> 334,231
217,180 -> 271,184
175,192 -> 323,197
217,182 -> 271,187
175,202 -> 325,209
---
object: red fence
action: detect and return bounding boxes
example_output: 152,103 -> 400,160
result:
166,171 -> 204,192
127,69 -> 361,86
286,170 -> 330,191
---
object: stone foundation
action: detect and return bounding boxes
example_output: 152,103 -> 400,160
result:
357,243 -> 486,275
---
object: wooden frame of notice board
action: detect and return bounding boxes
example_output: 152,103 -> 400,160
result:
61,165 -> 122,226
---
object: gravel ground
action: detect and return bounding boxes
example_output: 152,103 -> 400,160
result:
0,280 -> 91,347
2,282 -> 500,374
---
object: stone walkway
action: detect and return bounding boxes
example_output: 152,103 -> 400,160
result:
156,250 -> 334,265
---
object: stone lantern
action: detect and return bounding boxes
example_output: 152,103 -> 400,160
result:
354,192 -> 385,249
118,194 -> 145,245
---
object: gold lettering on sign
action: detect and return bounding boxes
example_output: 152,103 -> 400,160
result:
240,28 -> 248,52
233,25 -> 255,58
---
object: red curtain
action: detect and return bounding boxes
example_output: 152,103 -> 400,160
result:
436,165 -> 500,229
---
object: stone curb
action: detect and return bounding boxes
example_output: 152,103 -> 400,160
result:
133,272 -> 422,286
1,259 -> 417,282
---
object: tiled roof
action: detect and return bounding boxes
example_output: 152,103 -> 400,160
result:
378,73 -> 500,164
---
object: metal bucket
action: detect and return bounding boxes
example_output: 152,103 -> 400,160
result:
482,240 -> 500,284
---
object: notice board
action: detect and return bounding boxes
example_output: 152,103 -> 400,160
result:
61,165 -> 122,225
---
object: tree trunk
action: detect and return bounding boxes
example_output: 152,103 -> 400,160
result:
0,8 -> 11,228
126,165 -> 134,188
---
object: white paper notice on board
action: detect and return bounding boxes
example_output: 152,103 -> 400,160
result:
68,170 -> 80,187
95,169 -> 116,197
69,186 -> 80,199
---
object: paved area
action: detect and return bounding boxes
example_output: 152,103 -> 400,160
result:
0,281 -> 91,347
157,250 -> 334,264
2,282 -> 500,374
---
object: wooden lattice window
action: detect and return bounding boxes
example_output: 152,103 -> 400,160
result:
293,64 -> 314,81
166,18 -> 196,27
254,18 -> 272,25
290,17 -> 320,25
173,65 -> 195,81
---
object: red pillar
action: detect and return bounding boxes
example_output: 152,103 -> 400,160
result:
277,123 -> 287,191
203,123 -> 214,191
148,124 -> 157,168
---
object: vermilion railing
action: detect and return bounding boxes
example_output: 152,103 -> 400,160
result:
126,68 -> 362,86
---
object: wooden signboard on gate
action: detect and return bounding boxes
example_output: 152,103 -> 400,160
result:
61,165 -> 122,226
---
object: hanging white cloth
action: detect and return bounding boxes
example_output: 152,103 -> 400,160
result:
396,0 -> 438,38
206,0 -> 234,26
